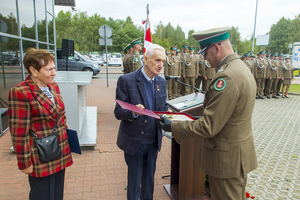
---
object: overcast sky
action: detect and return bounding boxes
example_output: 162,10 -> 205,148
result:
55,0 -> 300,40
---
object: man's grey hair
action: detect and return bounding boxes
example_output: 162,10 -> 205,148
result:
145,44 -> 165,58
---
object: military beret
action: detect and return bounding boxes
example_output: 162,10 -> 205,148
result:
131,38 -> 143,46
192,27 -> 231,54
188,46 -> 194,50
170,46 -> 177,51
182,44 -> 188,49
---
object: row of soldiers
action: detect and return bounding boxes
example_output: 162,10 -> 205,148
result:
241,50 -> 294,99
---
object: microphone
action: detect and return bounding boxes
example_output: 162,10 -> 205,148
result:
165,75 -> 180,80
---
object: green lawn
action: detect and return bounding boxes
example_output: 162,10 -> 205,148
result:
289,84 -> 300,94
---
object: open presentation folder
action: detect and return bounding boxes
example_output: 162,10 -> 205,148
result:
115,99 -> 196,121
66,129 -> 82,155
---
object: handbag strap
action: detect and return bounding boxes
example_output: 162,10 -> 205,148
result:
30,115 -> 60,139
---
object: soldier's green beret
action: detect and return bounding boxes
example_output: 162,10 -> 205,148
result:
166,52 -> 171,55
278,53 -> 283,57
131,38 -> 143,46
192,27 -> 231,54
271,53 -> 278,57
123,44 -> 132,52
188,46 -> 194,50
170,46 -> 177,51
176,49 -> 180,53
265,50 -> 270,54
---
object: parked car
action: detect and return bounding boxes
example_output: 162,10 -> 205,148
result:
0,52 -> 20,65
108,52 -> 122,66
90,55 -> 104,66
102,53 -> 111,63
56,49 -> 100,75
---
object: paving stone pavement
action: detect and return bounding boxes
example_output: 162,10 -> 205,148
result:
0,78 -> 299,200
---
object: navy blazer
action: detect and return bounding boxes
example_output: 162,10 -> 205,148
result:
114,68 -> 169,155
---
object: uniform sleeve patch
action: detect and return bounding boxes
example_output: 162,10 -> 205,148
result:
214,78 -> 227,91
134,57 -> 140,62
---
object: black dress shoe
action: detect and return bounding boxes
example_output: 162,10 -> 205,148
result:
272,96 -> 279,99
256,97 -> 258,99
258,96 -> 264,99
276,94 -> 281,96
267,96 -> 270,99
286,96 -> 290,98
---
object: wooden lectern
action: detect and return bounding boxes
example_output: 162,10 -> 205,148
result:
164,93 -> 211,200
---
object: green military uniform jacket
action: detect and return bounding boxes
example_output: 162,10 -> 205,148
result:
182,54 -> 199,77
254,58 -> 267,78
171,53 -> 258,179
179,52 -> 187,75
126,51 -> 141,73
164,55 -> 181,77
123,53 -> 130,74
266,59 -> 279,79
204,60 -> 216,79
282,62 -> 294,79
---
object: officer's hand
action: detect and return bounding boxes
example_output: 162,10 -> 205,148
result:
158,116 -> 173,132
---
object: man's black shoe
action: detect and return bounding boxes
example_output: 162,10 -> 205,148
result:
256,97 -> 258,99
267,96 -> 270,99
276,94 -> 281,96
272,96 -> 279,99
258,96 -> 264,99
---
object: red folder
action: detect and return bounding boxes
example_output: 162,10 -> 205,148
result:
115,99 -> 161,120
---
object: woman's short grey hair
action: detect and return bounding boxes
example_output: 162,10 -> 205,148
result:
145,44 -> 165,58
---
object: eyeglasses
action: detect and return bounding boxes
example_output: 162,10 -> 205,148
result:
200,43 -> 221,57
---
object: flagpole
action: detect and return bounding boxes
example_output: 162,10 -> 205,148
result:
144,4 -> 149,55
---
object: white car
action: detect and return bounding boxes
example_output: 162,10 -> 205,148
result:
102,53 -> 111,63
108,53 -> 122,66
90,55 -> 104,66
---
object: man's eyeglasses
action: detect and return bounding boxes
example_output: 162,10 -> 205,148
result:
199,43 -> 221,57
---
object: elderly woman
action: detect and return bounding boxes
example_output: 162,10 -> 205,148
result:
7,48 -> 73,200
281,56 -> 294,98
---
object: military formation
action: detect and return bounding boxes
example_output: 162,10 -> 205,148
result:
240,51 -> 294,99
122,39 -> 294,100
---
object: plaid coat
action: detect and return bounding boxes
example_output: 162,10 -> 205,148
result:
8,75 -> 73,177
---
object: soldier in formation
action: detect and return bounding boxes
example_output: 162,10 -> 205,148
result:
125,38 -> 143,73
182,46 -> 198,95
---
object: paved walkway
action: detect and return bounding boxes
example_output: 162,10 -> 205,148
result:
0,78 -> 300,200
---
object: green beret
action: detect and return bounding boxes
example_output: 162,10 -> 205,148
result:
192,27 -> 231,54
170,46 -> 177,51
131,38 -> 143,46
188,46 -> 194,50
259,51 -> 265,55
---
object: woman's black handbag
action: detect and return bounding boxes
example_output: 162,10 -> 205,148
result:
30,117 -> 62,163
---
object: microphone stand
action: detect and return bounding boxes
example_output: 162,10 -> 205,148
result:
175,78 -> 206,94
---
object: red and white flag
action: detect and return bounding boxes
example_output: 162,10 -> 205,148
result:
142,19 -> 152,54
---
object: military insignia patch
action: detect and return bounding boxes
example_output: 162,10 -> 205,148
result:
134,57 -> 140,62
214,78 -> 227,91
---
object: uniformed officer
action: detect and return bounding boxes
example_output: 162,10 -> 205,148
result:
202,60 -> 216,91
243,53 -> 254,75
164,46 -> 181,99
182,46 -> 199,95
276,53 -> 284,96
254,51 -> 267,99
195,54 -> 204,90
159,27 -> 258,200
179,45 -> 189,96
126,38 -> 143,73
176,49 -> 180,57
266,53 -> 280,99
263,50 -> 271,96
282,56 -> 294,98
123,44 -> 132,74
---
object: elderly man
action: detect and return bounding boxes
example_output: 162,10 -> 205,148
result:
126,38 -> 143,73
114,44 -> 169,200
159,27 -> 258,200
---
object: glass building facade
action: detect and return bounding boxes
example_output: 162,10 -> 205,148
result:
0,0 -> 56,133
